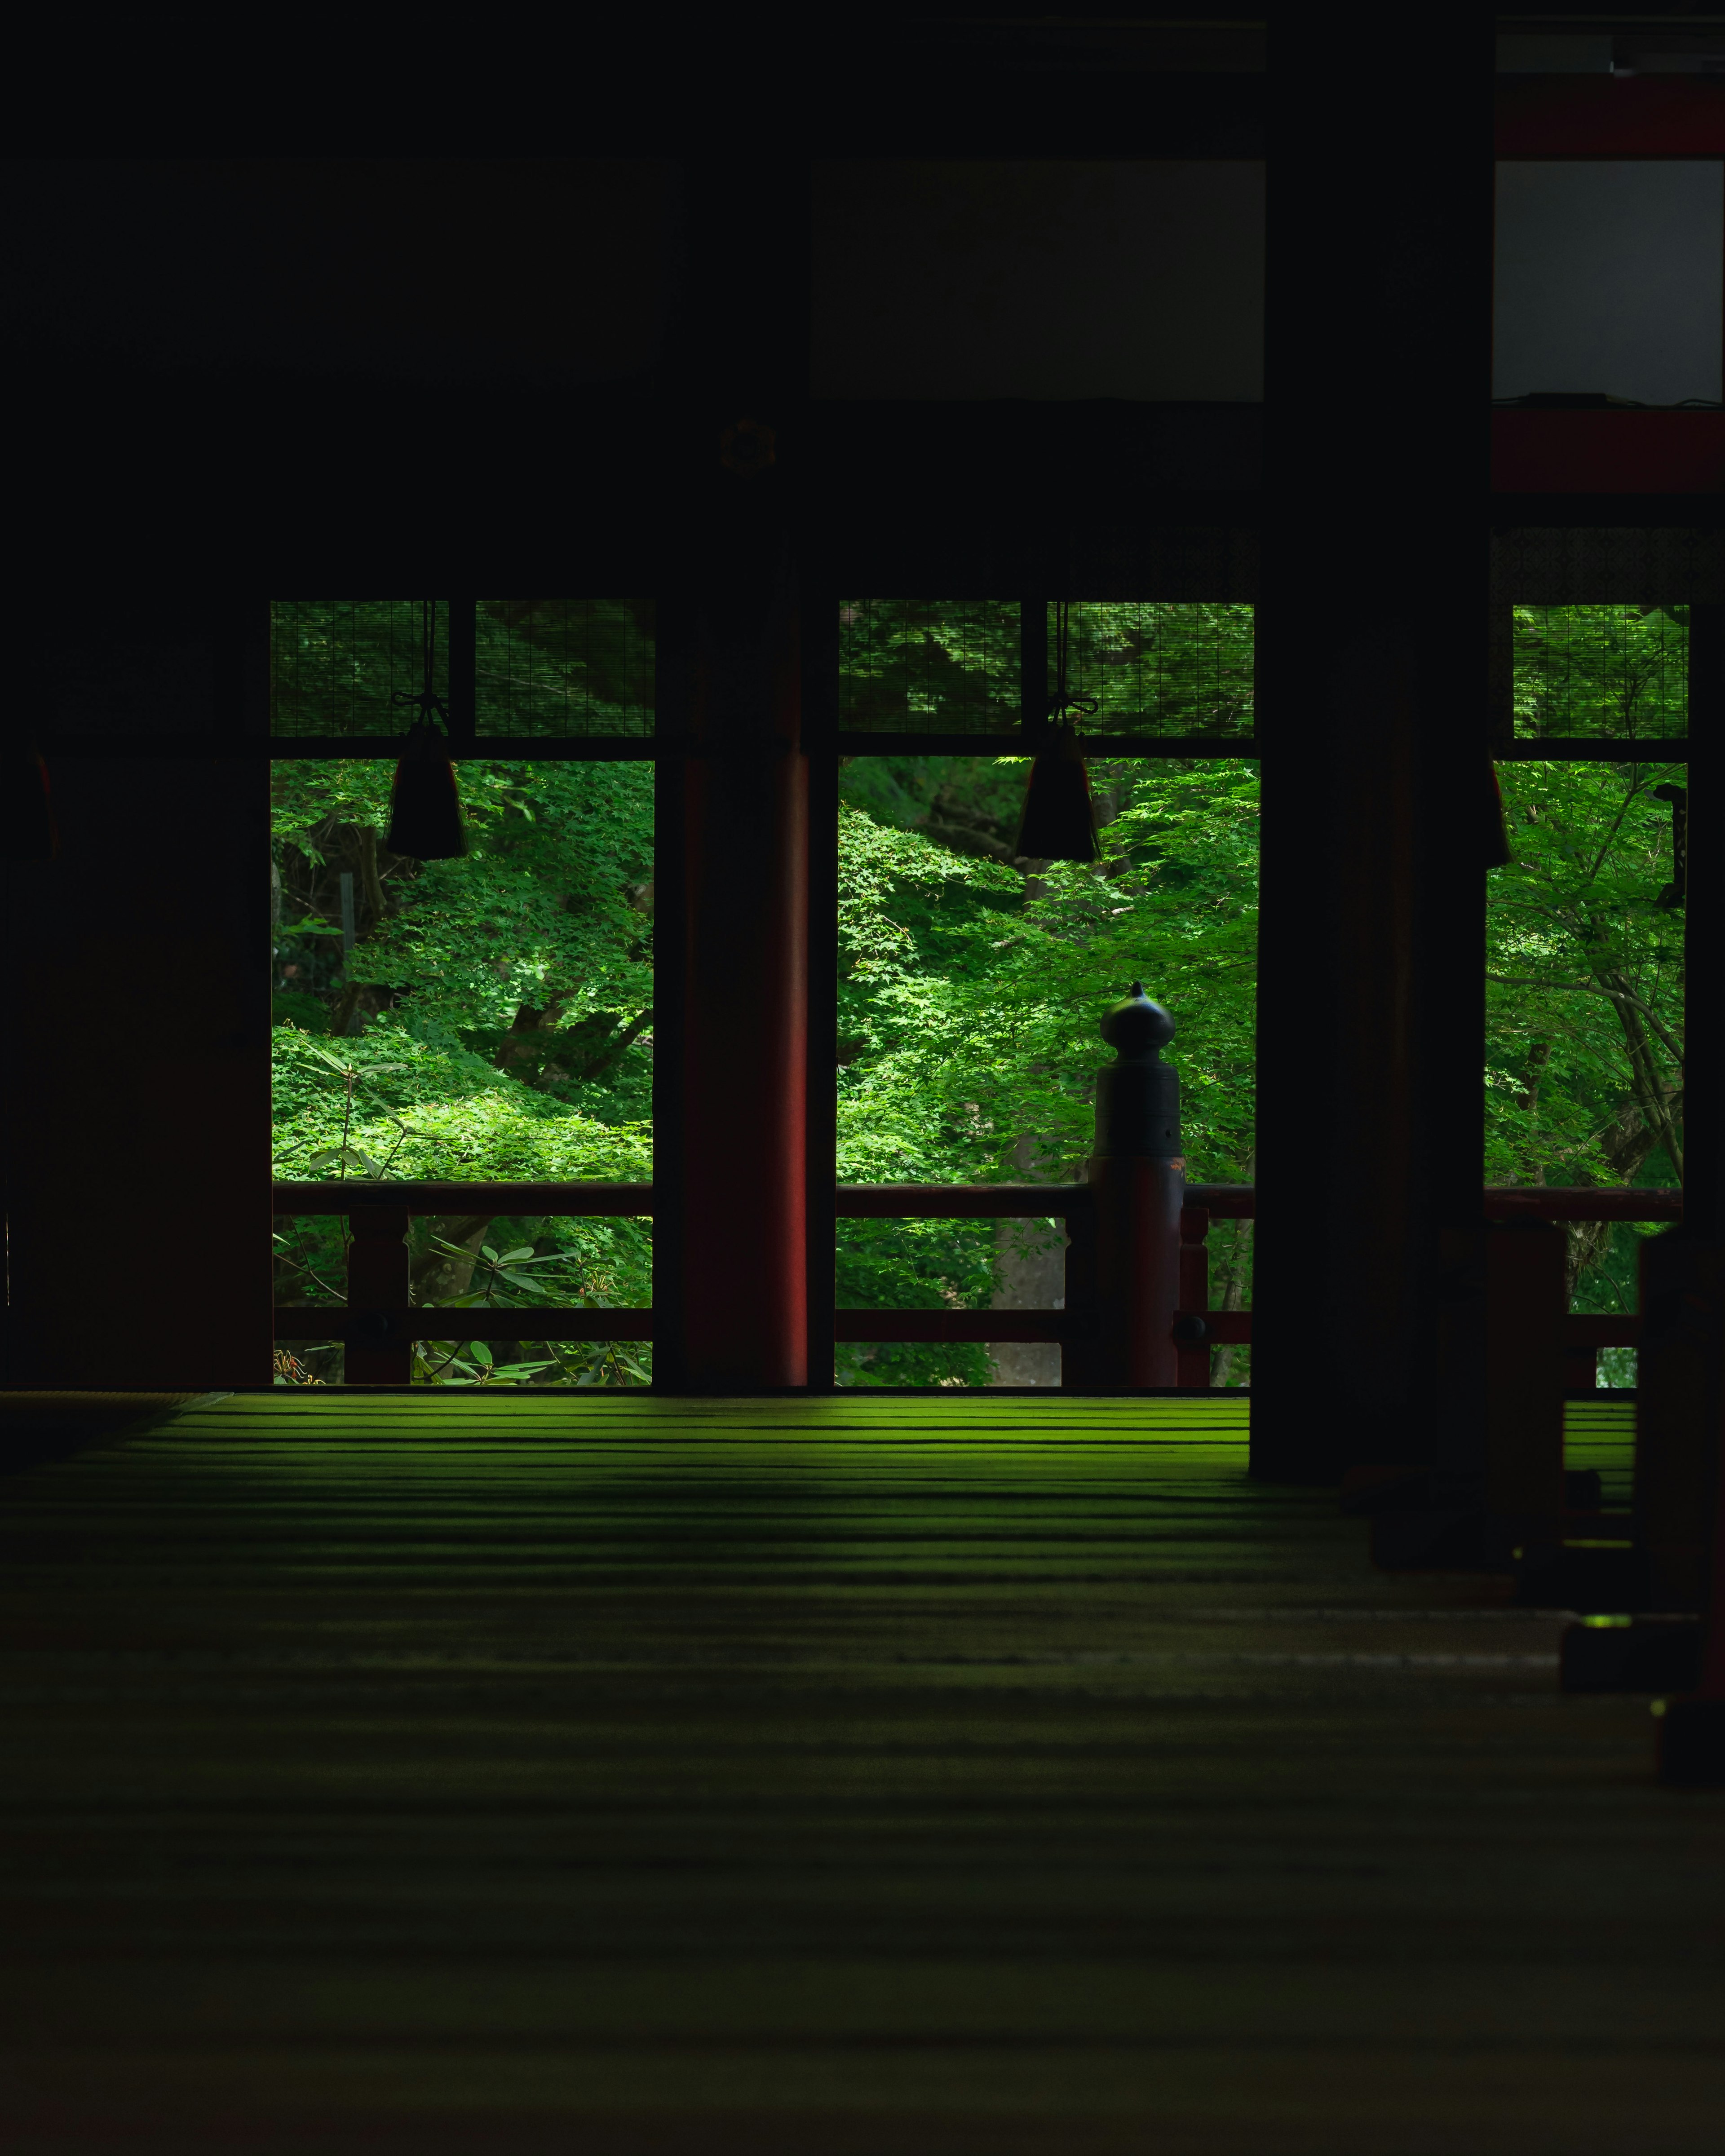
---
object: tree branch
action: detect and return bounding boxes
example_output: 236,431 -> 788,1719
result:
1486,974 -> 1685,1069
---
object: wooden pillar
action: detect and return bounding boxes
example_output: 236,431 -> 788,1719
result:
3,605 -> 271,1389
1252,25 -> 1495,1481
343,1207 -> 411,1387
1638,604 -> 1725,1611
1483,1221 -> 1567,1561
1652,607 -> 1725,1768
650,152 -> 811,1394
667,525 -> 809,1391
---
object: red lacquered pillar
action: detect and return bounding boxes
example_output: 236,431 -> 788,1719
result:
1086,986 -> 1183,1392
675,587 -> 809,1392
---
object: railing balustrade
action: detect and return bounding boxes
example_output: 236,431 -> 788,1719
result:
273,989 -> 1680,1388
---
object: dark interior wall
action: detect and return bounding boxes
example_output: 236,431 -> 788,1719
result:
1,159 -> 681,389
3,744 -> 269,1388
4,106 -> 1267,1397
812,159 -> 1264,401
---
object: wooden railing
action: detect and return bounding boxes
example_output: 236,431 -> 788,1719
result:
273,1175 -> 1679,1386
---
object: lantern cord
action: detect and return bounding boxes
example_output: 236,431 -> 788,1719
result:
390,600 -> 451,733
1049,597 -> 1098,730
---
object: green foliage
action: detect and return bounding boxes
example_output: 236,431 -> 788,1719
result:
835,597 -> 1256,739
1487,755 -> 1683,1334
273,757 -> 655,1114
838,600 -> 1019,731
272,1024 -> 651,1184
1058,601 -> 1256,735
834,749 -> 1259,1383
474,600 -> 655,737
360,762 -> 653,1057
271,741 -> 655,1387
1513,605 -> 1688,741
269,600 -> 653,740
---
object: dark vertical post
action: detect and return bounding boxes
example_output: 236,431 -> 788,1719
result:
4,601 -> 272,1388
1563,1339 -> 1598,1396
650,627 -> 691,1390
343,1206 -> 411,1386
1657,614 -> 1725,1772
804,596 -> 840,1392
1253,26 -> 1495,1480
1639,604 -> 1725,1611
1482,1221 -> 1567,1563
659,153 -> 810,1394
1087,985 -> 1183,1390
1177,1203 -> 1212,1389
678,550 -> 809,1390
1683,605 -> 1725,1234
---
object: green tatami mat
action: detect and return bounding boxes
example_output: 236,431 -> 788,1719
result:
0,1387 -> 1717,2155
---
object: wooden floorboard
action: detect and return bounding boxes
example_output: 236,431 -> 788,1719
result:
0,1393 -> 1717,2155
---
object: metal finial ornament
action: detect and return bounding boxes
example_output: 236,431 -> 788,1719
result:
720,419 -> 776,477
386,601 -> 467,862
1014,597 -> 1100,863
1092,982 -> 1180,1159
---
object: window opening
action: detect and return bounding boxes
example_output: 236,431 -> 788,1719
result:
835,598 -> 1258,1388
1512,603 -> 1688,742
270,601 -> 655,1387
270,600 -> 446,740
476,599 -> 655,738
838,599 -> 1019,734
1490,602 -> 1688,1390
1050,600 -> 1256,739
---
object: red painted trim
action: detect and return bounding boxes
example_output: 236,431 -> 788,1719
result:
681,612 -> 809,1389
1485,1185 -> 1680,1223
1492,411 -> 1725,494
1497,77 -> 1725,158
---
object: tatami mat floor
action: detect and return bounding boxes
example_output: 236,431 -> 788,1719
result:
0,1392 -> 1712,2155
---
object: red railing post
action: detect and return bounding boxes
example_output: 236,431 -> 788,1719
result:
343,1206 -> 411,1386
1177,1204 -> 1212,1389
1086,985 -> 1182,1390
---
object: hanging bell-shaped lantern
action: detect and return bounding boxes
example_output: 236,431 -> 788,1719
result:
387,723 -> 467,862
1016,594 -> 1100,864
1,740 -> 58,862
1015,724 -> 1100,863
386,601 -> 467,862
